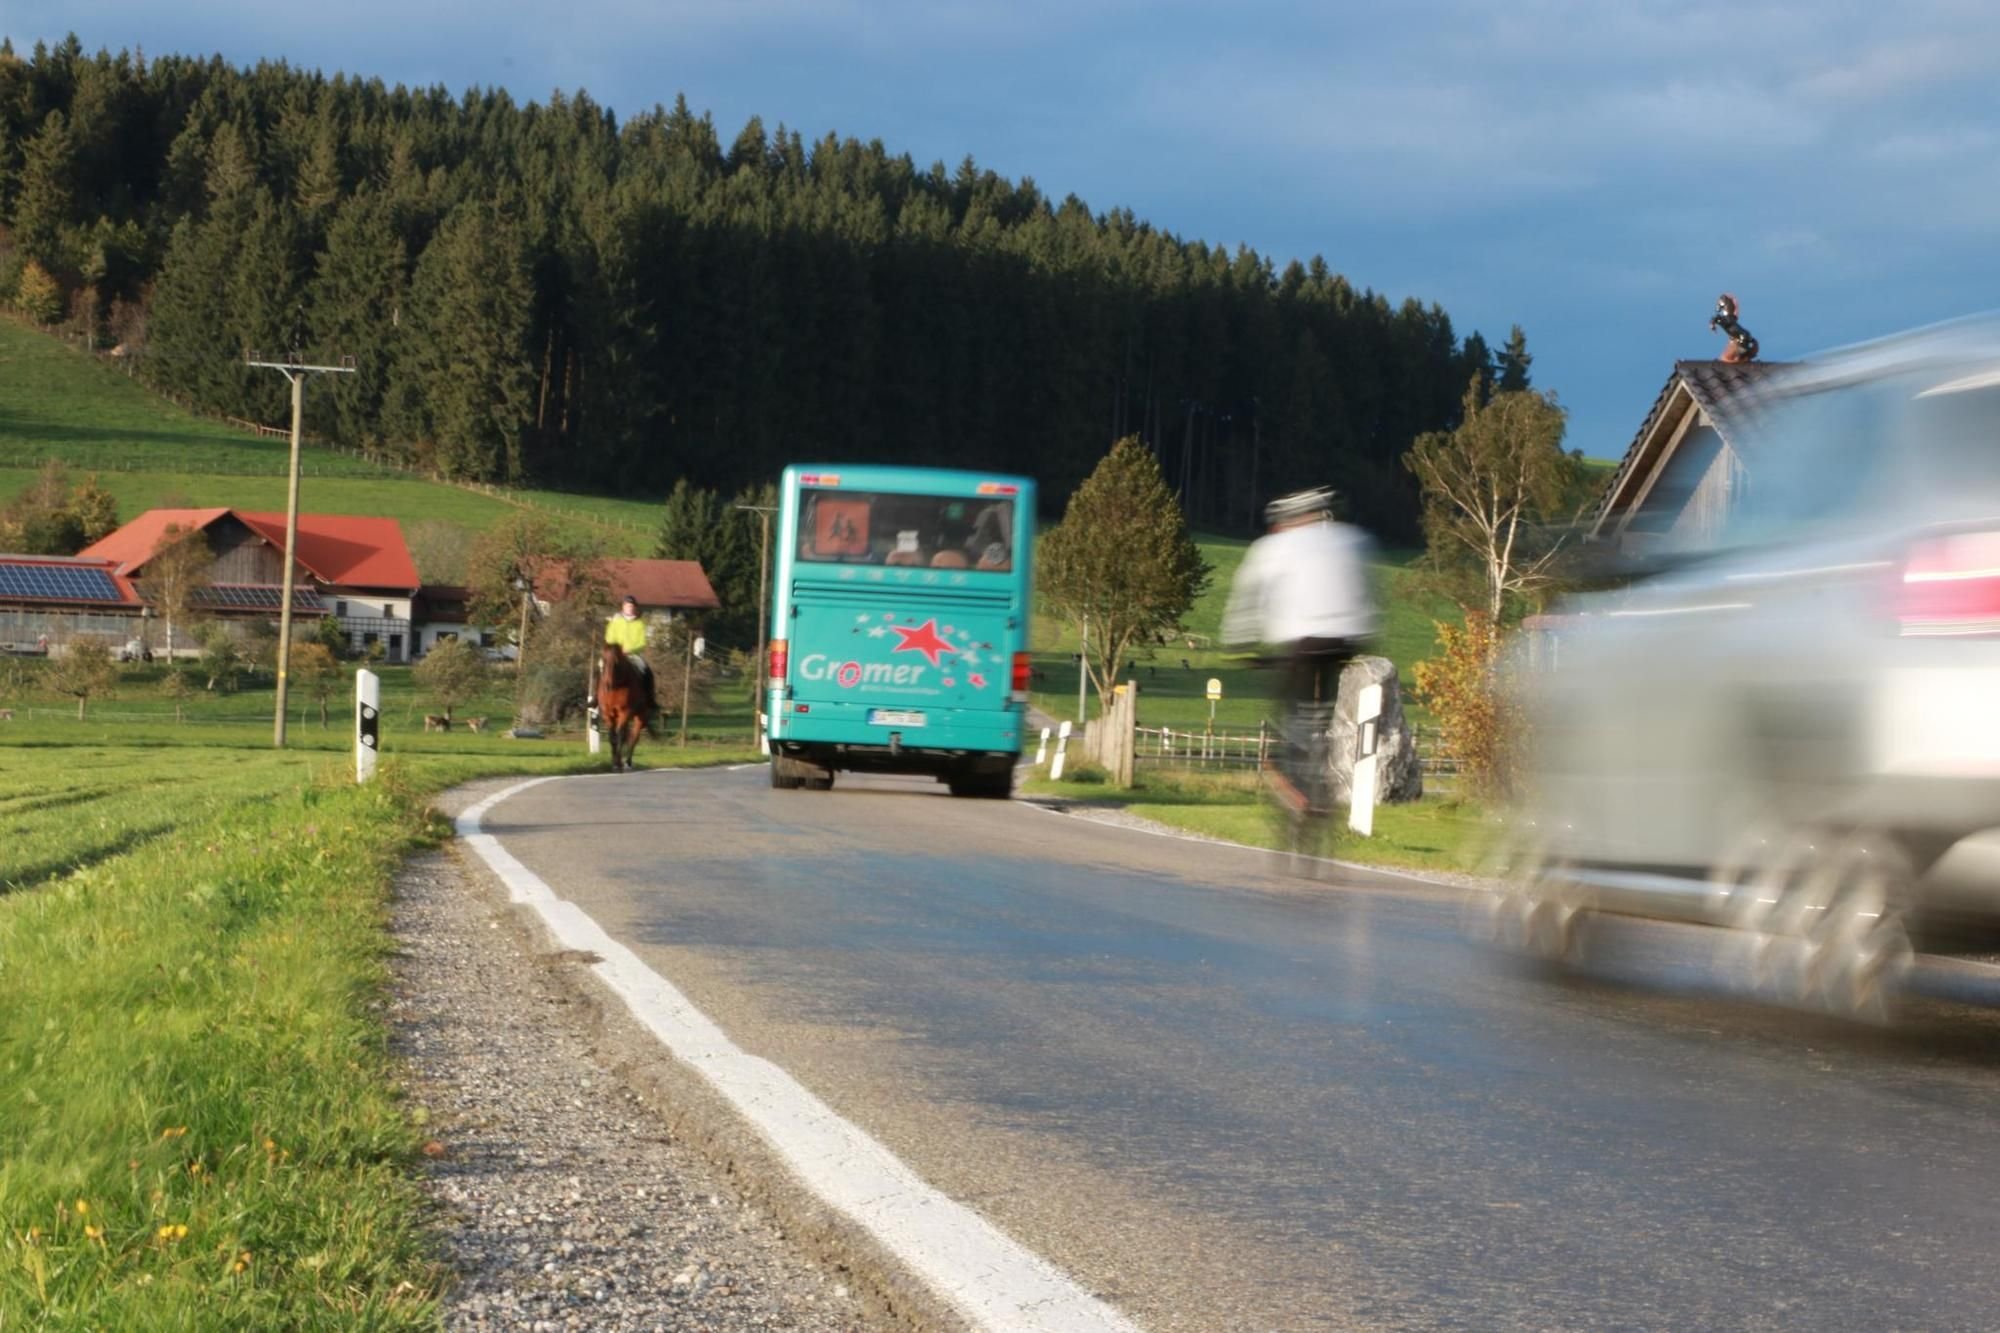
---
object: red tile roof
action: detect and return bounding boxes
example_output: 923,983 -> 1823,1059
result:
599,558 -> 721,610
79,508 -> 419,591
238,512 -> 419,590
75,508 -> 230,572
533,557 -> 721,610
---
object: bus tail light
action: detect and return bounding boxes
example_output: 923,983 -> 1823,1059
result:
769,639 -> 789,682
1011,651 -> 1031,702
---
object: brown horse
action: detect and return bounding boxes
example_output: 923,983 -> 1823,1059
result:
596,642 -> 650,772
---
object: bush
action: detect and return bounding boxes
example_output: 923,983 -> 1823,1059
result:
1412,613 -> 1521,802
516,660 -> 585,727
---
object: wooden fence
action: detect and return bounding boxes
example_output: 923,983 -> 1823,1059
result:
1132,716 -> 1462,786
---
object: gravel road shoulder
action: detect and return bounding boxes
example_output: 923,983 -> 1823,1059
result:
390,794 -> 901,1331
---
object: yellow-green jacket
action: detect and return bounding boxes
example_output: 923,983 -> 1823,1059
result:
604,613 -> 647,654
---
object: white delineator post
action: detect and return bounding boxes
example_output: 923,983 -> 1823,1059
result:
355,668 -> 380,784
1049,719 -> 1073,780
586,661 -> 602,755
1035,726 -> 1051,765
1349,682 -> 1383,837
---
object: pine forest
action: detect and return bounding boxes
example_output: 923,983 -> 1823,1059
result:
0,35 -> 1535,539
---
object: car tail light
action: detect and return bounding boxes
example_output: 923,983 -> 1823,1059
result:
768,638 -> 789,681
1011,651 -> 1031,702
1898,532 -> 2000,636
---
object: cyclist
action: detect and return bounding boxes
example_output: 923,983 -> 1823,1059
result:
601,594 -> 658,726
1222,487 -> 1377,811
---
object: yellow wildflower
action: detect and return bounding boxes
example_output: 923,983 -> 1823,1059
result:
74,1199 -> 88,1216
84,1225 -> 103,1242
160,1126 -> 188,1141
157,1223 -> 188,1241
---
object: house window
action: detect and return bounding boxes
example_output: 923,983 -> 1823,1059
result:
389,633 -> 403,659
480,631 -> 496,647
335,600 -> 348,617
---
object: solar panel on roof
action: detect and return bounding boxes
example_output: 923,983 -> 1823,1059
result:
192,585 -> 326,612
0,563 -> 125,603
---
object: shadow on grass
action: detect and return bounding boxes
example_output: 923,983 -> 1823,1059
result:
0,821 -> 179,895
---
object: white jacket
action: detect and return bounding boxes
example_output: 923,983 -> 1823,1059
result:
1222,519 -> 1378,647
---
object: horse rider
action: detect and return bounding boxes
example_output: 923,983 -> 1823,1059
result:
1222,486 -> 1378,804
603,594 -> 658,724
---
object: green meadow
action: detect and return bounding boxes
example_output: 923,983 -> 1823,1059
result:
0,318 -> 658,553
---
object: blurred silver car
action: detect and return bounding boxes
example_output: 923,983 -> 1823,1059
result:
1493,317 -> 2000,1017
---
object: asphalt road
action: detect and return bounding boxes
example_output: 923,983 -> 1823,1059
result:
478,766 -> 2000,1331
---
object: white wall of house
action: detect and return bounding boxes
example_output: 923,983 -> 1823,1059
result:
328,590 -> 417,663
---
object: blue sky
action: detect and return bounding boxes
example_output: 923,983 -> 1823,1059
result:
12,0 -> 2000,459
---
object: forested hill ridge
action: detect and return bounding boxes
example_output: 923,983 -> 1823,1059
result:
0,35 -> 1534,539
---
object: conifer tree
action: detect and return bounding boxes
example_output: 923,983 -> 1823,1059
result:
1497,325 -> 1533,392
13,111 -> 77,270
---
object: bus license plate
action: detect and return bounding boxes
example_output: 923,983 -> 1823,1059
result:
869,709 -> 926,727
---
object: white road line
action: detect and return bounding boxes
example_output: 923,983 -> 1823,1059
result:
455,776 -> 1143,1333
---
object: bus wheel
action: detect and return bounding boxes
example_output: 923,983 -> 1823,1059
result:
770,756 -> 806,790
807,771 -> 835,792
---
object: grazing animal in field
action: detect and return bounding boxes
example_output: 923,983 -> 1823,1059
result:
0,708 -> 12,721
463,716 -> 488,734
424,714 -> 451,732
596,642 -> 651,773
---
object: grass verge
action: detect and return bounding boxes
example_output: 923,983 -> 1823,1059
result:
0,728 -> 754,1324
1022,765 -> 1491,876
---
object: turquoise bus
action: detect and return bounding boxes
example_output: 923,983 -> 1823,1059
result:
764,464 -> 1036,797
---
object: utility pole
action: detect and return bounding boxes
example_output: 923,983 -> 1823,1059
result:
734,500 -> 777,746
246,343 -> 354,749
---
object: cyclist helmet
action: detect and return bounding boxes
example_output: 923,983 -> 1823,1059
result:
1264,487 -> 1336,526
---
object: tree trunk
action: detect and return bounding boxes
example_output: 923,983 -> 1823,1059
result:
76,695 -> 86,720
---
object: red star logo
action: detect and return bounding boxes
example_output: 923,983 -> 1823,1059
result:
889,617 -> 953,667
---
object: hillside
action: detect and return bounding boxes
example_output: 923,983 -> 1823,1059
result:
0,39 -> 1525,541
0,318 -> 659,567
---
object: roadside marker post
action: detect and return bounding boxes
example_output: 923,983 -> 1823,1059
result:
1050,719 -> 1073,780
1349,682 -> 1383,837
1035,726 -> 1051,765
354,668 -> 380,785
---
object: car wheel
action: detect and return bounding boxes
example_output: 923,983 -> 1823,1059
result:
1724,828 -> 1913,1022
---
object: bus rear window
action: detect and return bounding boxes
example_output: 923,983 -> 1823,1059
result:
796,490 -> 1015,571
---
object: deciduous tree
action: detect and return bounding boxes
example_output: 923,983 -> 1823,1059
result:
140,523 -> 215,660
14,258 -> 61,325
289,642 -> 341,727
1038,436 -> 1209,711
1404,377 -> 1577,622
414,637 -> 486,723
48,637 -> 117,720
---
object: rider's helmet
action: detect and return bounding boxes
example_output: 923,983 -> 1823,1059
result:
1264,487 -> 1336,527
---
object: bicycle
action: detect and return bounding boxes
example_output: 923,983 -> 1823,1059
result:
1265,697 -> 1340,871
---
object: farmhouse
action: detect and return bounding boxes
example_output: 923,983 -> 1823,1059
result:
524,557 -> 721,621
1589,358 -> 1793,553
4,510 -> 725,661
72,508 -> 422,661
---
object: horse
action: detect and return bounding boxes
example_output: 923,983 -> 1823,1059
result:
596,642 -> 650,772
